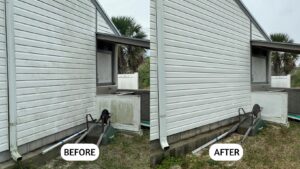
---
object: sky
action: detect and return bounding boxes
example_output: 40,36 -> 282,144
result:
98,0 -> 150,39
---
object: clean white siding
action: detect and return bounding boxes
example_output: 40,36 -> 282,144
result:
150,0 -> 159,140
252,23 -> 267,41
14,0 -> 98,146
0,0 -> 8,152
97,11 -> 114,34
151,0 -> 252,140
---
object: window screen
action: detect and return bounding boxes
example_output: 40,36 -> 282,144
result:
97,51 -> 113,84
252,56 -> 267,83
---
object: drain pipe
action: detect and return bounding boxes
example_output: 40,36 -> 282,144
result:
5,0 -> 22,161
156,0 -> 169,150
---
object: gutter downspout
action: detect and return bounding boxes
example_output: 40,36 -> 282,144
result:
156,0 -> 169,150
5,0 -> 22,161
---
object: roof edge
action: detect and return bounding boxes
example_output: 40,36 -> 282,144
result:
252,40 -> 300,53
234,0 -> 271,42
97,33 -> 150,49
90,0 -> 121,36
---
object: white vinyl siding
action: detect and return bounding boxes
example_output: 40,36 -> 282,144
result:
0,0 -> 8,152
252,23 -> 267,41
14,0 -> 98,146
150,0 -> 159,140
97,11 -> 114,34
151,0 -> 252,140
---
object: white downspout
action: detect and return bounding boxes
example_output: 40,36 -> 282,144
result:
156,0 -> 169,150
5,0 -> 22,161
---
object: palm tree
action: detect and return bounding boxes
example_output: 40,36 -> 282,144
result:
270,33 -> 298,75
112,16 -> 147,73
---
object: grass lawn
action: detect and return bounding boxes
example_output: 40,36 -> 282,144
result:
18,129 -> 150,169
156,121 -> 300,169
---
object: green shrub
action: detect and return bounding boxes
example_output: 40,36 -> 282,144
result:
292,68 -> 300,88
138,57 -> 150,89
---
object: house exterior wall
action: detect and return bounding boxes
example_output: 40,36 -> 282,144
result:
97,11 -> 115,34
0,0 -> 8,153
10,0 -> 113,147
150,0 -> 253,140
251,23 -> 267,41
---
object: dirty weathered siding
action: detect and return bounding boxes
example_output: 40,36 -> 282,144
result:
150,0 -> 159,140
151,0 -> 253,140
97,11 -> 115,34
14,0 -> 98,146
0,0 -> 8,152
251,23 -> 267,41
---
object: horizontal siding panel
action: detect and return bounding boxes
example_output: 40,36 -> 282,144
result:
165,65 -> 249,74
166,86 -> 250,97
16,79 -> 96,88
167,108 -> 248,135
18,102 -> 94,124
17,114 -> 90,145
17,106 -> 94,133
15,37 -> 94,55
0,57 -> 6,66
165,59 -> 249,70
165,0 -> 250,37
150,0 -> 252,140
213,0 -> 249,21
166,89 -> 250,104
0,128 -> 7,138
167,99 -> 250,123
17,83 -> 95,95
166,82 -> 250,91
165,78 -> 249,85
17,67 -> 95,75
14,27 -> 94,51
18,97 -> 95,117
164,25 -> 248,50
97,12 -> 114,34
14,14 -> 94,41
14,0 -> 98,146
252,23 -> 267,41
164,39 -> 249,59
15,0 -> 95,33
16,46 -> 95,61
0,105 -> 8,113
0,42 -> 5,50
164,29 -> 249,53
16,59 -> 95,70
0,113 -> 7,122
17,88 -> 95,103
17,92 -> 94,110
38,0 -> 95,21
16,74 -> 95,81
164,51 -> 249,66
0,66 -> 7,73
